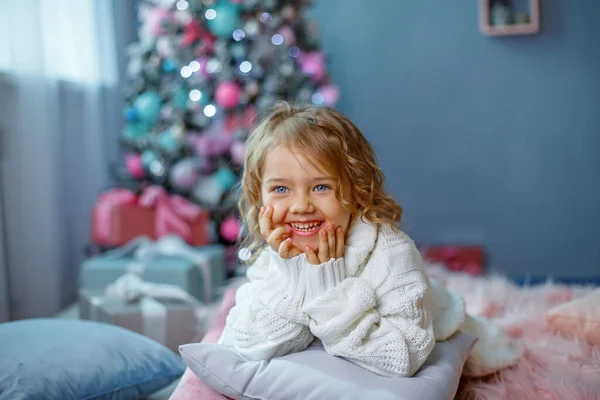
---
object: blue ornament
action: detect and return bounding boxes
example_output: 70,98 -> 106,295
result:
215,168 -> 237,192
134,91 -> 162,125
124,106 -> 138,122
162,58 -> 178,73
207,1 -> 241,39
141,149 -> 159,169
122,122 -> 150,141
158,130 -> 180,154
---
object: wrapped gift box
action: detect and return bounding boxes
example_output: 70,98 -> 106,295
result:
421,245 -> 485,276
91,188 -> 155,247
81,237 -> 226,302
91,186 -> 210,247
79,288 -> 199,352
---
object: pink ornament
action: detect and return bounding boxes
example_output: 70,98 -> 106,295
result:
317,84 -> 340,107
214,134 -> 234,155
189,134 -> 212,156
144,7 -> 171,37
298,51 -> 326,82
125,153 -> 145,178
278,25 -> 296,45
215,81 -> 241,110
231,141 -> 246,165
220,217 -> 241,242
169,159 -> 199,191
189,133 -> 232,157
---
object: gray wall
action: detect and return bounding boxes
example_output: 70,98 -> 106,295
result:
312,1 -> 600,277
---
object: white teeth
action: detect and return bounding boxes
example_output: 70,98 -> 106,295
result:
290,222 -> 322,231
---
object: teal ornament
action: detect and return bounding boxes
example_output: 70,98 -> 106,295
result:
141,149 -> 159,169
134,91 -> 162,125
122,122 -> 150,141
215,168 -> 237,192
207,1 -> 241,38
158,130 -> 180,154
162,58 -> 178,73
172,87 -> 189,110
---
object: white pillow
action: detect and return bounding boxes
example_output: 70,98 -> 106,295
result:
179,332 -> 476,400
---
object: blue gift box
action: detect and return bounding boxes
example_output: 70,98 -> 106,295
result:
81,236 -> 226,302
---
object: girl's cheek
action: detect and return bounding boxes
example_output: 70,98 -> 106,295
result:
271,204 -> 287,224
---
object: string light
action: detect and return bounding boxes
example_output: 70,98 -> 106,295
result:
205,9 -> 217,20
260,12 -> 272,23
176,0 -> 189,11
189,89 -> 202,101
271,34 -> 284,45
180,66 -> 192,78
232,29 -> 246,41
238,248 -> 251,261
239,61 -> 252,73
204,104 -> 217,117
189,60 -> 201,72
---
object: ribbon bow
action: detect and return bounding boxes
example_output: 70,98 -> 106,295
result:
105,272 -> 199,305
139,185 -> 205,243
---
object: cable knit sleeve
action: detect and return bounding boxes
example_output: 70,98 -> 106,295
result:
219,250 -> 314,361
302,229 -> 435,377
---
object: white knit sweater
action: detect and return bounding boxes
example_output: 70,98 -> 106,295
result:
220,219 -> 521,378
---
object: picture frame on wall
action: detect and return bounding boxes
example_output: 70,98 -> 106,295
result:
479,0 -> 540,37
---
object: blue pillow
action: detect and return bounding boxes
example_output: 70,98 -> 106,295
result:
0,318 -> 185,400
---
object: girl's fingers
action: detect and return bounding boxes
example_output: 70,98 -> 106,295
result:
305,246 -> 319,265
278,238 -> 293,257
327,224 -> 335,259
335,226 -> 345,259
268,226 -> 288,249
259,206 -> 273,239
318,229 -> 329,264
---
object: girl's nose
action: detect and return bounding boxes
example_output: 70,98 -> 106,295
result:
290,193 -> 314,214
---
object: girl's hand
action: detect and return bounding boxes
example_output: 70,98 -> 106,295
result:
305,224 -> 345,265
259,205 -> 302,258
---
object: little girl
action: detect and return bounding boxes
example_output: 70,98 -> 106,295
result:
219,102 -> 521,378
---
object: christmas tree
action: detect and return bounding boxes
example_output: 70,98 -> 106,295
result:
114,0 -> 339,261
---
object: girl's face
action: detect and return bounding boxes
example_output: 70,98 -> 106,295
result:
260,145 -> 352,252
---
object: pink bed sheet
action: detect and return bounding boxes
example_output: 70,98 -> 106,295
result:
169,288 -> 236,400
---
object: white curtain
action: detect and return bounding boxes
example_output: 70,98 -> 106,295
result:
0,0 -> 132,320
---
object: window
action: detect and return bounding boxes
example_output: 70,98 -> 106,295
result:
0,0 -> 117,86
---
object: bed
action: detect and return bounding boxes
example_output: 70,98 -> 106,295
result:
170,264 -> 600,400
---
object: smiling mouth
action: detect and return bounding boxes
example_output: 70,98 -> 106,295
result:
288,221 -> 323,233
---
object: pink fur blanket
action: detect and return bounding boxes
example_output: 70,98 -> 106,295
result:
170,266 -> 600,400
425,265 -> 600,400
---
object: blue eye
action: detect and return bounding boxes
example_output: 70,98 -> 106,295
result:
273,186 -> 289,194
314,185 -> 329,192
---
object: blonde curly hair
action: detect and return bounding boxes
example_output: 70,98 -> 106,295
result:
238,102 -> 402,262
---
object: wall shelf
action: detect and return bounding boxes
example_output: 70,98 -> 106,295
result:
480,0 -> 540,37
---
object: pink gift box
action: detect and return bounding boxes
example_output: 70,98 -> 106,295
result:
91,186 -> 210,247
